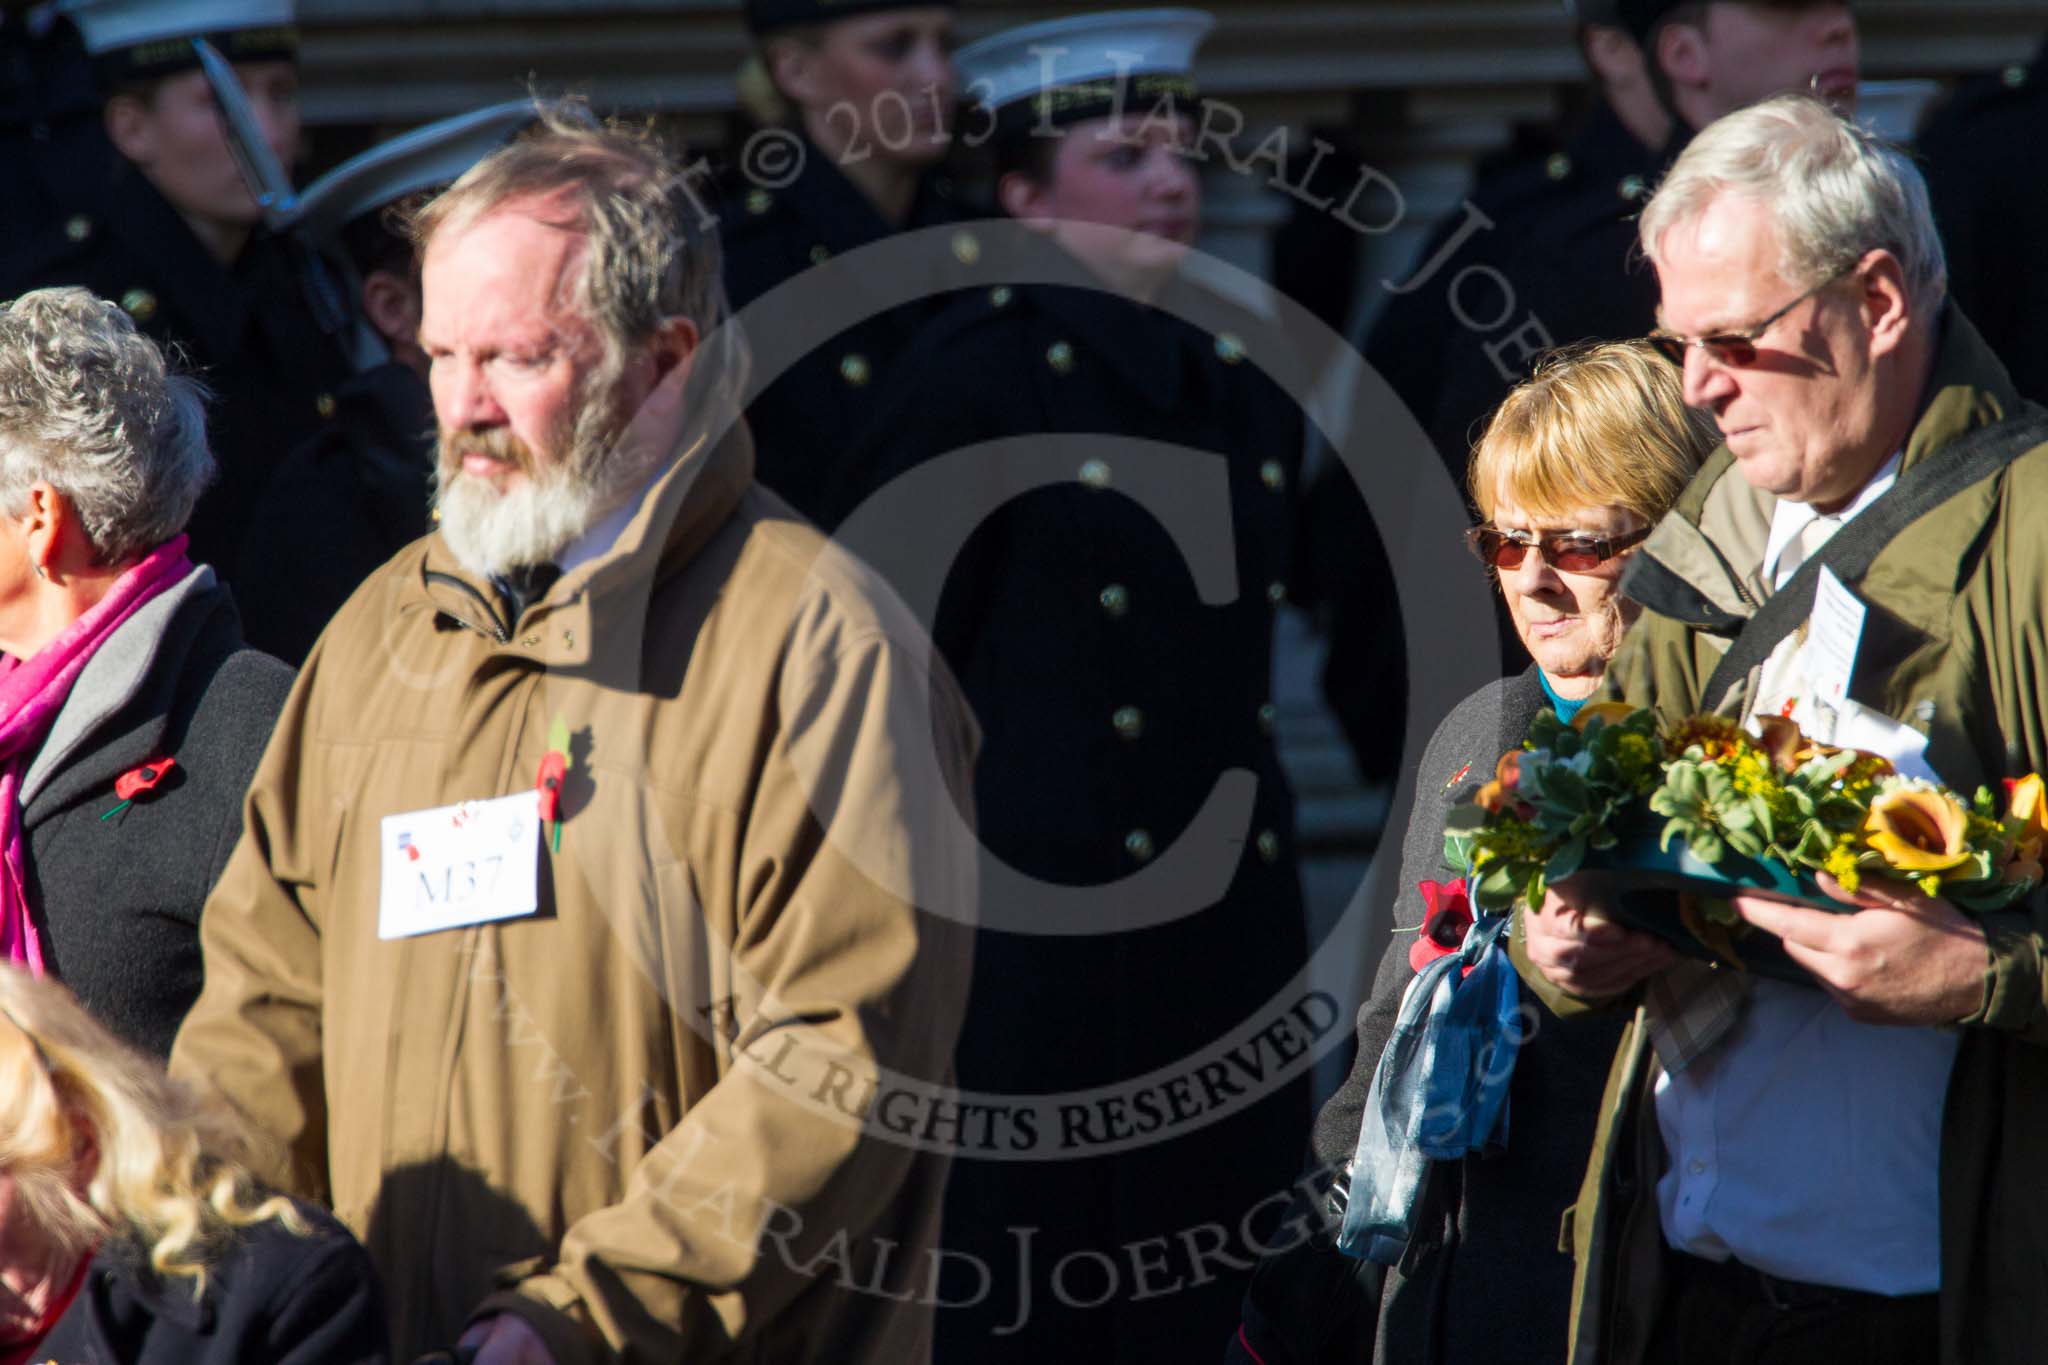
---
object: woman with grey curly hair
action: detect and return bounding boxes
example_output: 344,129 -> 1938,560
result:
0,287 -> 291,1059
0,964 -> 388,1365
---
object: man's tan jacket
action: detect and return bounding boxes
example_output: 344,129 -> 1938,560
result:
171,419 -> 978,1364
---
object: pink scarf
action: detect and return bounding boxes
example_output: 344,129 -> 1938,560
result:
0,537 -> 193,971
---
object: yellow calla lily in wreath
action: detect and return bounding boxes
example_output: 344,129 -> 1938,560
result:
1865,785 -> 1974,874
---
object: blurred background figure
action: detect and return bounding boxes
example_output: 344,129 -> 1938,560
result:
720,0 -> 968,527
1231,340 -> 1714,1365
3,0 -> 354,574
842,10 -> 1313,1359
0,288 -> 289,1060
0,1 -> 113,285
1917,29 -> 2048,404
233,102 -> 535,664
0,963 -> 388,1365
1420,0 -> 1857,518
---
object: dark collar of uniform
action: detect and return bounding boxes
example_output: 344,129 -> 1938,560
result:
1030,277 -> 1194,413
1546,95 -> 1676,209
328,361 -> 434,481
771,131 -> 957,254
1574,94 -> 1665,187
89,163 -> 252,362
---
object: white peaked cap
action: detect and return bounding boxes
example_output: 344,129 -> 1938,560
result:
286,102 -> 539,249
63,0 -> 296,55
954,8 -> 1215,113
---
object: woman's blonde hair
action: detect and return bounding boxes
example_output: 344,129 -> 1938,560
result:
736,25 -> 824,129
1468,339 -> 1718,526
0,967 -> 303,1298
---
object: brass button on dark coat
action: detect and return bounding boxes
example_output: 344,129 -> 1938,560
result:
1098,584 -> 1129,617
1112,706 -> 1144,740
1124,829 -> 1155,862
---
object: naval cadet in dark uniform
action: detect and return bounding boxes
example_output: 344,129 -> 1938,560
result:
0,2 -> 114,282
842,12 -> 1312,1360
719,0 -> 971,528
8,0 -> 354,576
1917,32 -> 2048,403
234,103 -> 536,663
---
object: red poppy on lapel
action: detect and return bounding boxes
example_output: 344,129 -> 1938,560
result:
1410,878 -> 1475,974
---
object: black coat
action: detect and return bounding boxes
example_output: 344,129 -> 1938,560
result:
1232,668 -> 1625,1365
2,165 -> 356,573
38,1207 -> 389,1365
851,267 -> 1311,1362
235,363 -> 435,664
1415,100 -> 1675,472
717,137 -> 969,528
26,572 -> 292,1060
0,8 -> 112,286
1917,35 -> 2048,404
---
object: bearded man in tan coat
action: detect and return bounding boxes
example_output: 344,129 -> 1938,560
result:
170,103 -> 976,1365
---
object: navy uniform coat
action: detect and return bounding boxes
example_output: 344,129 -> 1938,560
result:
0,8 -> 113,284
4,166 -> 355,574
1917,35 -> 2048,403
234,362 -> 435,664
718,135 -> 970,528
1416,99 -> 1675,468
851,269 -> 1311,1362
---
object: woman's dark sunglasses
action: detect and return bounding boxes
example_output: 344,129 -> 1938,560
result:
1465,524 -> 1652,572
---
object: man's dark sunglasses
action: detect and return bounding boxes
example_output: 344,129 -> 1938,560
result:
1465,524 -> 1652,572
1645,264 -> 1854,368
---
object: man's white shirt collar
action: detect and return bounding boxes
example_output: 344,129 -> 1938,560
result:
1760,450 -> 1903,590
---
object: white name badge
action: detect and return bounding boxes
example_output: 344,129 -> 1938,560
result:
379,791 -> 542,940
1806,566 -> 1867,712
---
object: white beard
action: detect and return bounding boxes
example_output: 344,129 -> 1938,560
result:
434,461 -> 606,580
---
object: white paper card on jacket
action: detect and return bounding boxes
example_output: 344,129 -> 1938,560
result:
379,791 -> 542,940
1806,566 -> 1866,711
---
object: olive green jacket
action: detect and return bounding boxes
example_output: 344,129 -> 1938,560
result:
1513,311 -> 2048,1364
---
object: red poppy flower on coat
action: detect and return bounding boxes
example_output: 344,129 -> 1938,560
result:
535,750 -> 568,823
115,756 -> 178,802
1410,878 -> 1475,974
